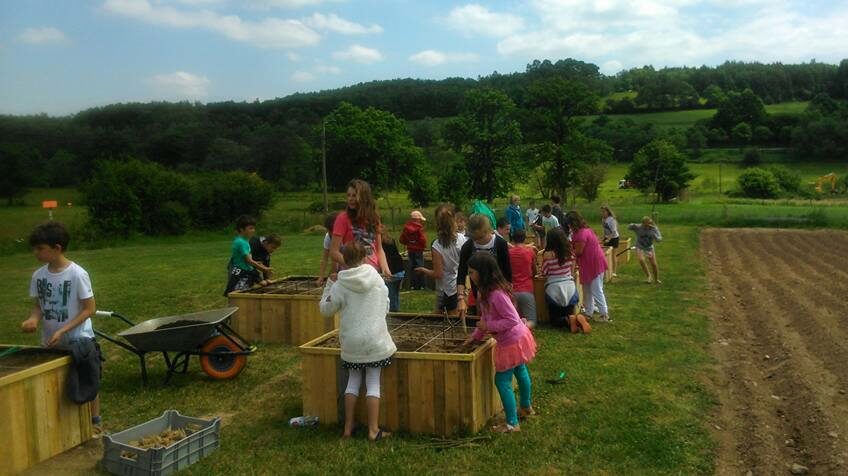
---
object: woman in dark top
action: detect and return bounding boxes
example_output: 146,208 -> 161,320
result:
456,214 -> 512,318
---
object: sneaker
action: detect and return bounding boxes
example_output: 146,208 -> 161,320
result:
492,423 -> 520,433
518,407 -> 536,420
597,315 -> 612,323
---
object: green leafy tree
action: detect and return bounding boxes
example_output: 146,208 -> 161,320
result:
712,89 -> 767,131
578,163 -> 608,202
0,144 -> 37,205
324,102 -> 421,193
731,122 -> 753,143
626,139 -> 695,202
524,78 -> 599,198
685,126 -> 707,158
445,88 -> 522,201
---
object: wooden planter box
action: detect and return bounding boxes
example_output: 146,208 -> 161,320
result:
603,246 -> 615,282
0,346 -> 92,474
533,269 -> 583,324
299,313 -> 501,436
227,276 -> 338,346
615,238 -> 631,267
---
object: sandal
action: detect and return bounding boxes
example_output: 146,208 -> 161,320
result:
369,428 -> 391,442
518,407 -> 536,420
492,423 -> 520,433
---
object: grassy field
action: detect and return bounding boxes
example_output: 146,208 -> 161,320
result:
582,101 -> 809,129
0,224 -> 715,475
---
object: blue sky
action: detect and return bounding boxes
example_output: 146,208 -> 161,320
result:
1,0 -> 847,116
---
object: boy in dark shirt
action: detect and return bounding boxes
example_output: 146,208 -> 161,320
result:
249,234 -> 282,283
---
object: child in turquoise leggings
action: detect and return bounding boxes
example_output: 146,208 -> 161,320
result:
464,252 -> 537,432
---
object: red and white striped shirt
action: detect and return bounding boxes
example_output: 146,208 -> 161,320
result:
541,255 -> 574,281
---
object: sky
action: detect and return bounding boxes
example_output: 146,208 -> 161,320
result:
1,0 -> 847,116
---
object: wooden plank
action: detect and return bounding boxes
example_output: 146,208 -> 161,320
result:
0,353 -> 72,387
432,360 -> 446,436
533,277 -> 550,324
380,363 -> 399,431
443,361 -> 461,436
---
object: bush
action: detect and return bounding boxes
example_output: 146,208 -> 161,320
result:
83,168 -> 142,236
753,125 -> 773,143
737,168 -> 780,198
190,171 -> 274,229
766,165 -> 801,193
149,201 -> 191,235
578,164 -> 607,202
741,147 -> 762,167
731,122 -> 753,143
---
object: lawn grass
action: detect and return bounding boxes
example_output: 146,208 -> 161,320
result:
581,101 -> 809,130
0,225 -> 716,474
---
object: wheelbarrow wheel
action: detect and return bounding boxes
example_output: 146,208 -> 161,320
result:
199,336 -> 246,380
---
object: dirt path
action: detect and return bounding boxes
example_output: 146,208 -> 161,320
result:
702,228 -> 848,475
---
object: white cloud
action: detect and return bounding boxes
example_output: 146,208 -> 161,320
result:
286,52 -> 301,61
291,70 -> 315,82
332,44 -> 382,64
495,1 -> 848,69
314,64 -> 342,74
304,13 -> 382,34
409,49 -> 478,66
444,4 -> 524,37
102,0 -> 320,49
147,71 -> 210,99
17,27 -> 67,45
247,0 -> 341,9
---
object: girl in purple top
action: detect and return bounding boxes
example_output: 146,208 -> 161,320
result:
566,210 -> 611,322
464,252 -> 537,433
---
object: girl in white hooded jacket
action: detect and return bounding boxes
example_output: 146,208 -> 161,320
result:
320,241 -> 396,441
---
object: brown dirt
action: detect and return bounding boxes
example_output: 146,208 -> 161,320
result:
701,228 -> 848,475
314,317 -> 478,353
0,348 -> 66,377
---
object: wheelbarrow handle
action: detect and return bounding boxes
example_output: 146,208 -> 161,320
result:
94,310 -> 135,326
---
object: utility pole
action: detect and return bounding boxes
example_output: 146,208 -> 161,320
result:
322,119 -> 328,213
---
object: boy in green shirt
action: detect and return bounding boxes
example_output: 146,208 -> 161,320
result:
224,215 -> 273,295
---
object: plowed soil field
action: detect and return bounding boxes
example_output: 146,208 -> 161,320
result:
701,228 -> 848,475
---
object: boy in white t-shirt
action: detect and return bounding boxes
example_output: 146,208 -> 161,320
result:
21,221 -> 101,426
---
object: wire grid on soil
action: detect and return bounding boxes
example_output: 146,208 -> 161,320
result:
0,349 -> 66,377
316,315 -> 479,354
249,277 -> 323,295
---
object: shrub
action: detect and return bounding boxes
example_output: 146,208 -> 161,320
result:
149,201 -> 191,235
190,171 -> 274,229
83,167 -> 142,236
731,122 -> 753,143
737,168 -> 780,198
578,163 -> 607,202
766,165 -> 801,193
753,125 -> 773,143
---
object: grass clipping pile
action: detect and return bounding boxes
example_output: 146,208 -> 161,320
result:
120,424 -> 203,461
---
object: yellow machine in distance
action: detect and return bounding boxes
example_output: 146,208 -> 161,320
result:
814,173 -> 838,193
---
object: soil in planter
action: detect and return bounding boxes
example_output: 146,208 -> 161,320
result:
251,278 -> 323,295
155,320 -> 206,331
0,349 -> 66,377
313,317 -> 481,354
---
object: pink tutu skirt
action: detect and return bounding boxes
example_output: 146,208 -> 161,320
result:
494,325 -> 537,372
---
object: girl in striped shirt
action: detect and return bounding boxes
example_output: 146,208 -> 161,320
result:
541,228 -> 591,333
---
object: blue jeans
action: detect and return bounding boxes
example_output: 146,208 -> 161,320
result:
407,251 -> 425,289
495,364 -> 532,426
386,271 -> 405,312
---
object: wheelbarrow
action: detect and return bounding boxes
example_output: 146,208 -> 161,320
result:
93,307 -> 255,385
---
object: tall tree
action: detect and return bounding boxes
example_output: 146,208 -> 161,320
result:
524,77 -> 600,198
323,102 -> 423,193
626,139 -> 695,202
444,88 -> 522,202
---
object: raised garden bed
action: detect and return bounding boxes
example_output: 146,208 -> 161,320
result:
401,249 -> 435,290
299,313 -> 501,436
0,346 -> 92,474
615,237 -> 631,266
227,276 -> 338,346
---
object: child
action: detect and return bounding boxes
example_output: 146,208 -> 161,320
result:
550,194 -> 565,226
541,228 -> 590,333
463,252 -> 536,433
317,213 -> 338,286
525,200 -> 540,247
600,206 -> 620,248
508,230 -> 538,328
496,217 -> 511,241
506,194 -> 524,238
540,204 -> 560,235
380,228 -> 406,312
415,203 -> 467,315
628,217 -> 663,284
319,242 -> 396,441
22,222 -> 102,427
566,210 -> 610,322
455,211 -> 468,237
224,215 -> 272,295
456,214 -> 513,318
249,234 -> 282,283
399,210 -> 428,290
